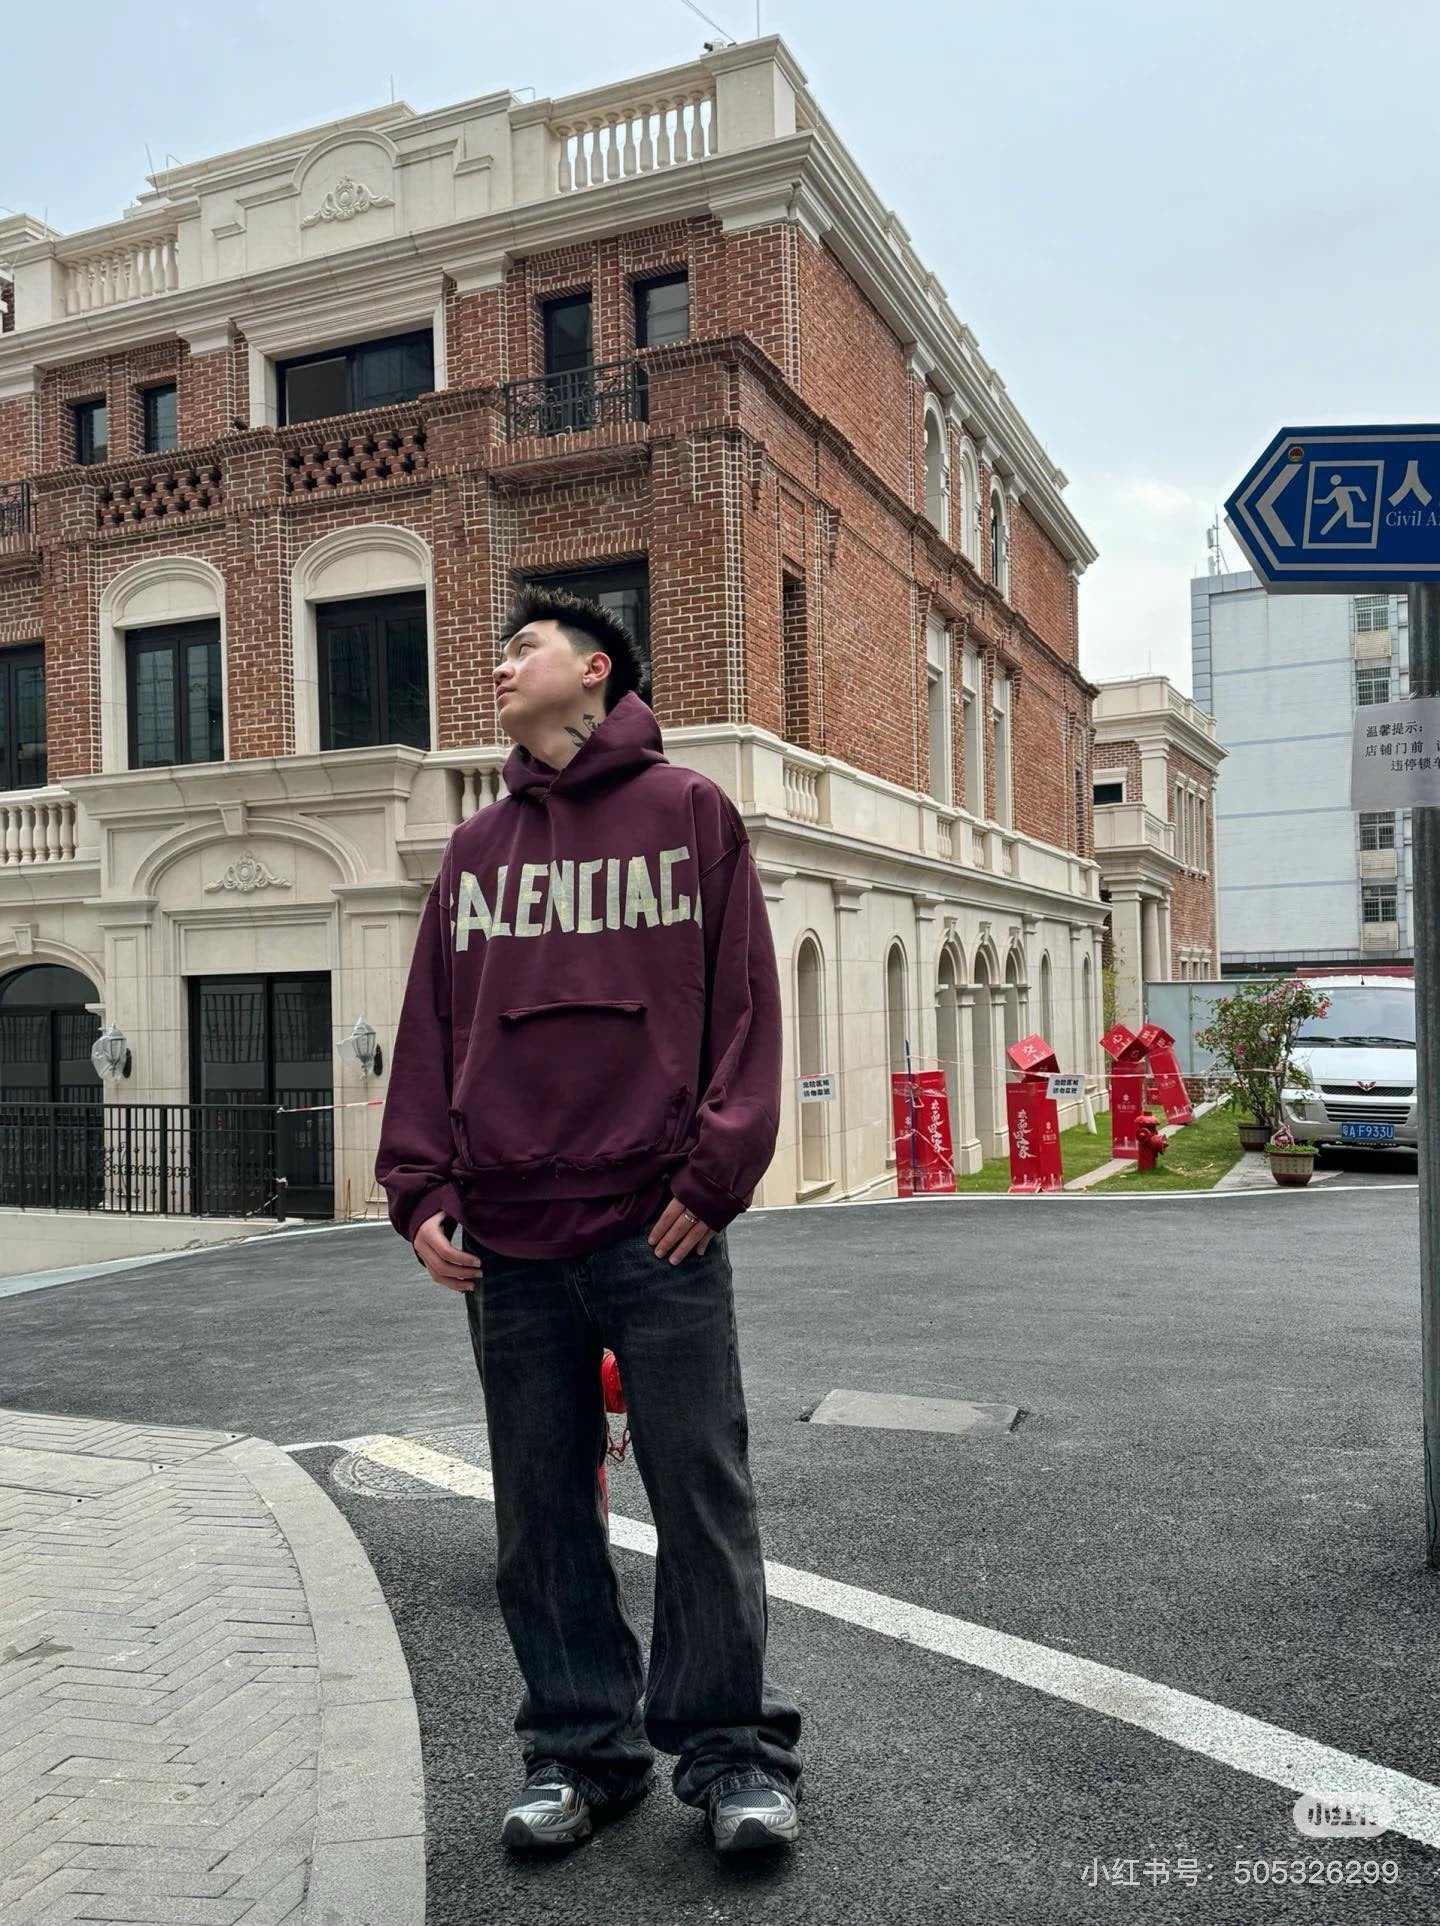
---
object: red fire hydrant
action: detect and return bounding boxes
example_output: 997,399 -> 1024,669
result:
1134,1115 -> 1168,1173
597,1348 -> 629,1523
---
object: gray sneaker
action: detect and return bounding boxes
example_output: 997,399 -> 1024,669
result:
706,1783 -> 802,1853
500,1774 -> 594,1851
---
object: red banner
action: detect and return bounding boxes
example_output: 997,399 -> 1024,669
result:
1006,1080 -> 1063,1192
891,1072 -> 957,1194
1136,1023 -> 1193,1125
1109,1069 -> 1146,1158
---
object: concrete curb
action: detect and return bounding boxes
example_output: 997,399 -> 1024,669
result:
225,1436 -> 426,1926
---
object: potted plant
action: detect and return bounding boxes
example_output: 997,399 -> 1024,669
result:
1266,1127 -> 1318,1187
1196,976 -> 1333,1162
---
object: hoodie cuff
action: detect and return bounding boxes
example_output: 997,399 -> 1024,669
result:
402,1181 -> 466,1250
667,1166 -> 747,1234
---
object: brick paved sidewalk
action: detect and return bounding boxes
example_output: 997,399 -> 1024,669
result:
0,1409 -> 424,1926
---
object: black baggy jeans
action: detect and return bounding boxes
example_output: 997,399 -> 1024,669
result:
459,1202 -> 804,1811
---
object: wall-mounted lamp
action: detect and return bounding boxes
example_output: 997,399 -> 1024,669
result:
339,1016 -> 384,1077
91,1023 -> 132,1081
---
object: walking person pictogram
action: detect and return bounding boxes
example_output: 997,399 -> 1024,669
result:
1315,473 -> 1370,535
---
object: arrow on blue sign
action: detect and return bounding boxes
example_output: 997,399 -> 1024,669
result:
1226,425 -> 1440,590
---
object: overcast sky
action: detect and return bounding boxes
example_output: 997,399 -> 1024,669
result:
6,0 -> 1435,694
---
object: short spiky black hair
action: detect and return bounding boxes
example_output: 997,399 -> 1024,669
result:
500,586 -> 650,714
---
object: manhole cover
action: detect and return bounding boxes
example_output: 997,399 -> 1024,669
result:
804,1389 -> 1023,1436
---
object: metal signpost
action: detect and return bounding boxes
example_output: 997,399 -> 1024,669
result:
1227,427 -> 1440,1566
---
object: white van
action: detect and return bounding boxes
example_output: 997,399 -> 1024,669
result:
1280,972 -> 1417,1151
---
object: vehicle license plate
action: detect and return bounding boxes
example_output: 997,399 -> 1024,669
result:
1341,1122 -> 1395,1142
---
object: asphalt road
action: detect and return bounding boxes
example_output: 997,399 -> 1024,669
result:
4,1181 -> 1439,1925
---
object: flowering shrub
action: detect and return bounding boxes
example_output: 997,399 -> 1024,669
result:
1195,977 -> 1333,1138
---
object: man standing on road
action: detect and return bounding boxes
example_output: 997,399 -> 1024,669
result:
375,587 -> 804,1859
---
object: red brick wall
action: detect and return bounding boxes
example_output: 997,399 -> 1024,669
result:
0,215 -> 1092,862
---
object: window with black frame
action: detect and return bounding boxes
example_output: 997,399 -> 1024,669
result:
142,383 -> 178,454
0,645 -> 47,791
277,331 -> 434,426
522,562 -> 650,685
540,294 -> 595,433
633,272 -> 689,421
73,398 -> 108,465
125,621 -> 223,769
316,593 -> 430,751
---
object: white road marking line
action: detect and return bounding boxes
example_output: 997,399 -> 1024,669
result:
313,1432 -> 1440,1851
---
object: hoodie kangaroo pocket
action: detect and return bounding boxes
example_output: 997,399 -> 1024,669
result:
451,997 -> 692,1176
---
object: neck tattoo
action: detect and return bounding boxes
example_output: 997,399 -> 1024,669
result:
563,711 -> 600,749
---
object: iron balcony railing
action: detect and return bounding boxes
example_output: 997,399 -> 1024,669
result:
0,480 -> 32,543
502,359 -> 645,439
0,1101 -> 322,1220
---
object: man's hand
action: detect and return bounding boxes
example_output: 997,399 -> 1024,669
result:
414,1211 -> 483,1292
649,1197 -> 717,1265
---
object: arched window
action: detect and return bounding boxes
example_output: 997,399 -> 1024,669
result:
1039,952 -> 1054,1048
99,556 -> 228,775
291,526 -> 435,758
923,402 -> 949,533
990,485 -> 1008,596
1003,950 -> 1023,1053
796,936 -> 828,1187
1082,954 -> 1095,1074
886,941 -> 909,1159
958,441 -> 981,564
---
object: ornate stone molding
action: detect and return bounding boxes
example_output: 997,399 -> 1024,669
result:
204,852 -> 293,895
301,176 -> 395,228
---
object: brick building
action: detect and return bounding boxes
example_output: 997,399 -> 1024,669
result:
1091,676 -> 1224,1028
0,38 -> 1103,1257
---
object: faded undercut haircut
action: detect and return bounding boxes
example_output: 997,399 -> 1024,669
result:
500,585 -> 650,714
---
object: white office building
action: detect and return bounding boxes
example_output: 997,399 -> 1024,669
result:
1191,571 -> 1412,972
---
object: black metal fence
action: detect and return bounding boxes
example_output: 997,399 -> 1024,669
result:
0,480 -> 31,543
0,1102 -> 286,1219
502,359 -> 645,439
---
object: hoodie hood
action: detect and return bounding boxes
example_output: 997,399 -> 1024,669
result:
502,690 -> 668,804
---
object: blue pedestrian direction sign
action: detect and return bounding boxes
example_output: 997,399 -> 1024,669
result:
1226,424 -> 1440,591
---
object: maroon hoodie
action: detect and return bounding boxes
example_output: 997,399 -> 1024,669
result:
374,691 -> 782,1261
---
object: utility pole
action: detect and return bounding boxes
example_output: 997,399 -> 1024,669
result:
1410,583 -> 1440,1564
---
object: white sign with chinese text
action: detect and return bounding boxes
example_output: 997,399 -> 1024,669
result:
1046,1074 -> 1085,1101
797,1074 -> 837,1103
1351,696 -> 1440,807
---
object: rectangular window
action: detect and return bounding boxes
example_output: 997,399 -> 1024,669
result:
1197,794 -> 1208,870
0,644 -> 47,791
142,383 -> 178,454
520,560 -> 650,682
962,648 -> 983,817
316,592 -> 430,752
73,398 -> 107,465
926,617 -> 951,807
1353,594 -> 1390,633
125,621 -> 223,769
991,666 -> 1012,828
539,294 -> 596,433
1355,666 -> 1391,705
1362,883 -> 1398,923
543,294 -> 594,374
781,571 -> 808,747
1093,779 -> 1124,806
278,330 -> 434,426
635,272 -> 690,347
1360,811 -> 1397,850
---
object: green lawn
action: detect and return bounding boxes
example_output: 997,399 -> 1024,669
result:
948,1102 -> 1244,1194
951,1120 -> 1120,1192
1088,1102 -> 1242,1192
